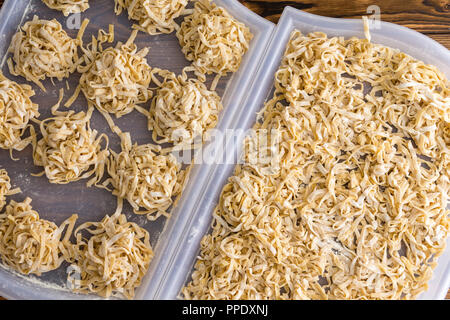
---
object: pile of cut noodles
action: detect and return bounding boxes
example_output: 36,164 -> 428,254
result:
182,25 -> 449,300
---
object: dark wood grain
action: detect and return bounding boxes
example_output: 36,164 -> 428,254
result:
0,0 -> 448,301
239,0 -> 450,49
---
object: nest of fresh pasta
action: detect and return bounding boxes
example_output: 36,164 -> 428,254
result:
148,70 -> 223,148
42,0 -> 90,16
0,71 -> 39,153
77,27 -> 153,118
33,91 -> 109,185
65,210 -> 153,299
114,0 -> 189,35
182,24 -> 450,300
0,197 -> 77,276
101,133 -> 187,221
7,16 -> 87,91
176,0 -> 253,81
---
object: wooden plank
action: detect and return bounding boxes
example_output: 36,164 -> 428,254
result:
239,0 -> 450,49
239,0 -> 450,33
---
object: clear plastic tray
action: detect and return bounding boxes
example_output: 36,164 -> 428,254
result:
0,0 -> 274,299
1,1 -> 448,300
153,6 -> 450,299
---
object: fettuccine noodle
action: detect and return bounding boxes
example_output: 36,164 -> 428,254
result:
102,133 -> 187,220
0,169 -> 20,211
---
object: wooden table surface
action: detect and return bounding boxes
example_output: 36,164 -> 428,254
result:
0,0 -> 448,301
240,0 -> 450,49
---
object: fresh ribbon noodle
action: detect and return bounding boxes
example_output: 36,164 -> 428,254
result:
7,16 -> 88,91
182,21 -> 449,300
176,0 -> 253,83
65,209 -> 153,299
0,198 -> 78,276
102,132 -> 188,221
0,71 -> 39,155
0,169 -> 20,211
33,89 -> 109,185
147,69 -> 223,148
114,0 -> 189,35
41,0 -> 90,16
77,27 -> 153,118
